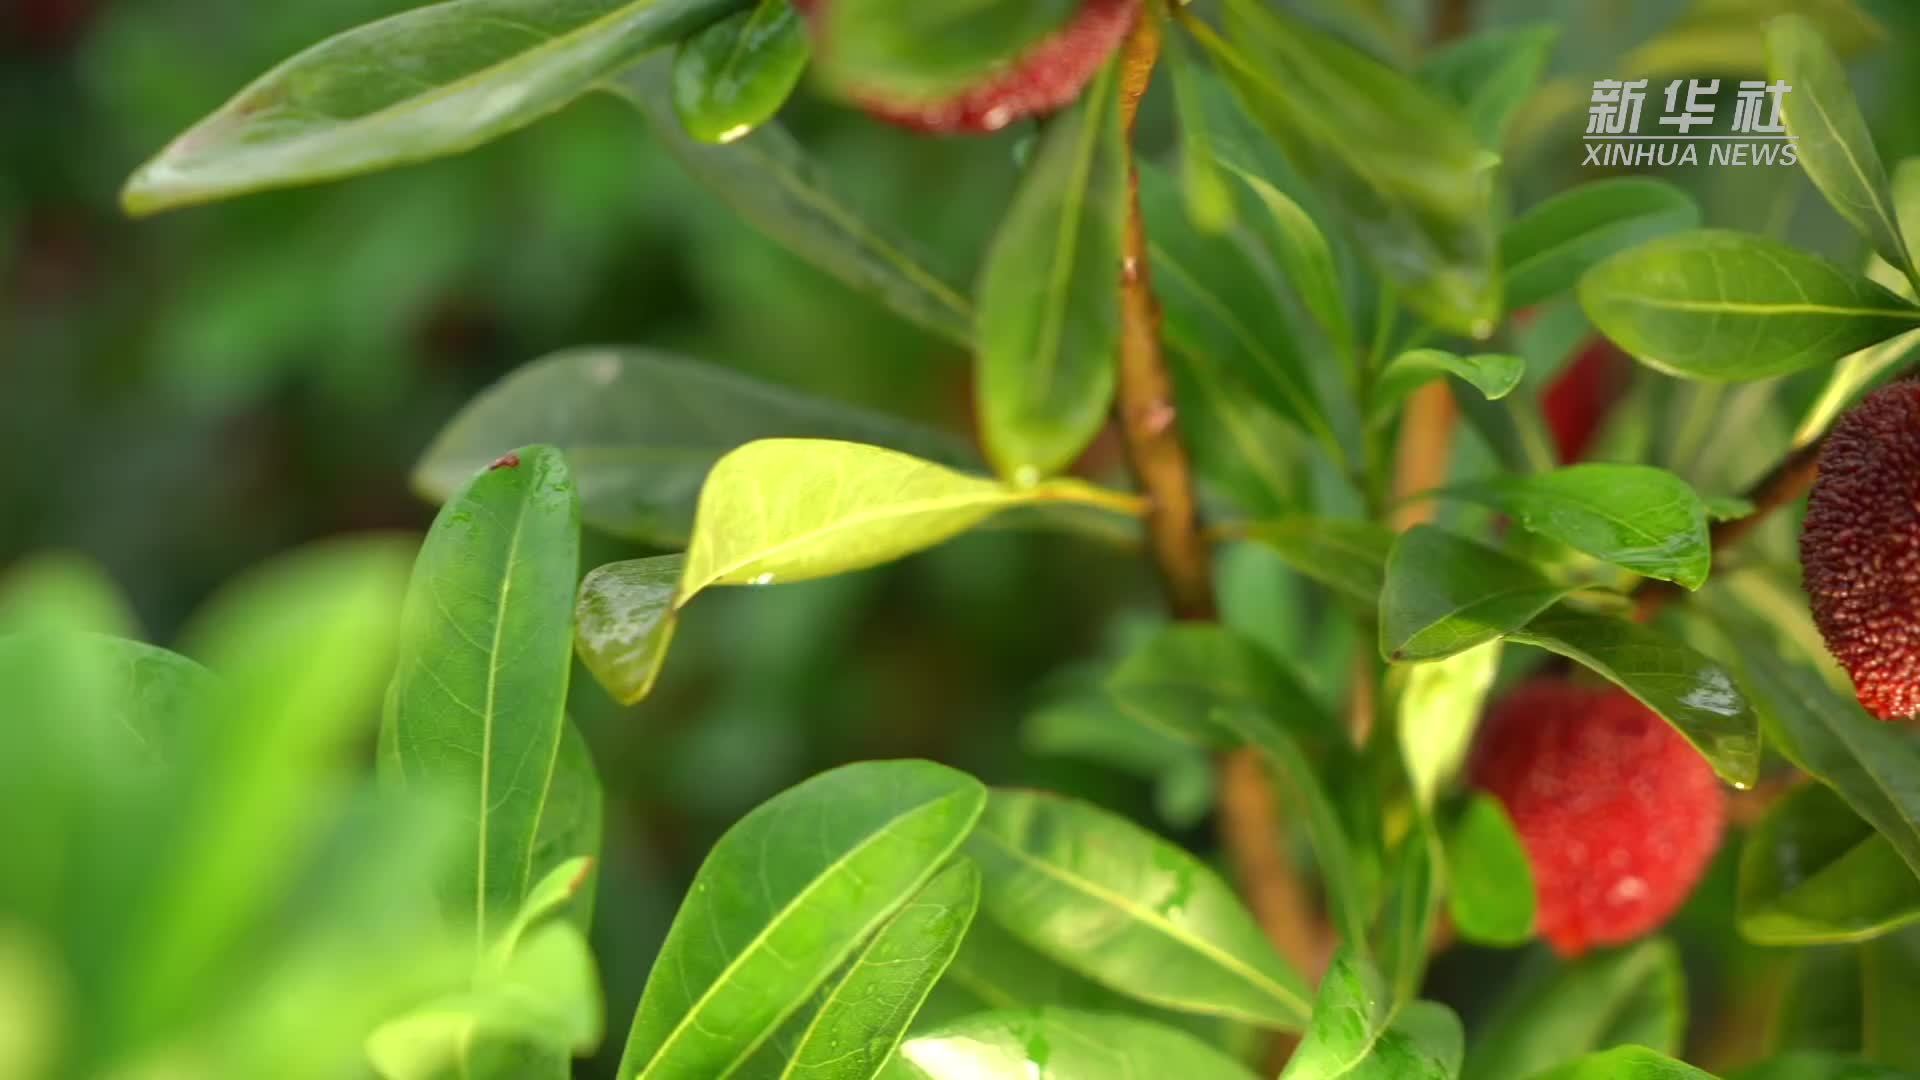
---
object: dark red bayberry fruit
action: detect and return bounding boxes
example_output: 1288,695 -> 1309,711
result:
793,0 -> 1141,134
1469,680 -> 1726,958
1801,380 -> 1920,720
1543,337 -> 1633,463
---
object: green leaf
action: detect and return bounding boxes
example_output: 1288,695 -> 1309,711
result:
1166,18 -> 1237,234
611,59 -> 974,347
1738,783 -> 1920,945
530,723 -> 605,932
575,555 -> 684,706
1373,350 -> 1524,422
414,348 -> 970,547
1509,608 -> 1761,788
1242,517 -> 1394,608
1769,15 -> 1918,286
1862,928 -> 1920,1070
1464,939 -> 1686,1080
1380,527 -> 1569,662
1535,1047 -> 1716,1080
1579,230 -> 1920,381
493,856 -> 598,966
1771,948 -> 1865,1057
0,553 -> 139,638
618,760 -> 987,1078
1225,164 -> 1356,360
1397,642 -> 1501,809
1022,682 -> 1217,829
1443,464 -> 1711,589
1737,1052 -> 1919,1080
933,917 -> 1141,1016
976,61 -> 1128,480
966,789 -> 1312,1030
1443,795 -> 1535,947
817,0 -> 1077,104
1201,0 -> 1501,335
383,445 -> 581,942
1282,948 -> 1463,1080
1724,635 -> 1920,881
123,0 -> 746,214
1104,623 -> 1341,749
1502,179 -> 1701,312
738,859 -> 980,1079
1418,24 -> 1559,149
672,0 -> 810,145
886,1008 -> 1258,1080
1374,827 -> 1442,1007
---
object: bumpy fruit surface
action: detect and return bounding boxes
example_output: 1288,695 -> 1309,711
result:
1468,680 -> 1725,957
1801,381 -> 1920,721
793,0 -> 1141,134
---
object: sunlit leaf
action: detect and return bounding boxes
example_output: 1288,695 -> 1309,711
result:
887,1007 -> 1257,1079
1372,350 -> 1524,423
1281,948 -> 1462,1079
1503,179 -> 1700,312
1535,1047 -> 1715,1080
1443,795 -> 1535,947
575,555 -> 683,706
672,0 -> 809,144
1442,464 -> 1711,589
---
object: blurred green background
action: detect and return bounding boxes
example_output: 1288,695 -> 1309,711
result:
8,0 -> 1920,1074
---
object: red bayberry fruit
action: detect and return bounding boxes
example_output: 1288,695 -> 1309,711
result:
1469,680 -> 1726,957
793,0 -> 1141,134
1542,337 -> 1633,463
1800,380 -> 1920,720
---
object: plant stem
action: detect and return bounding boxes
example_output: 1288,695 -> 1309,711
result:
1112,20 -> 1324,982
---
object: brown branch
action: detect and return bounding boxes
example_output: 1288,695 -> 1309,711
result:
1633,437 -> 1825,620
1111,20 -> 1326,990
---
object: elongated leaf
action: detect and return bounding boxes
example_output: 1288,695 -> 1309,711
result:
619,761 -> 987,1078
611,59 -> 974,346
1537,1048 -> 1715,1080
1022,682 -> 1217,828
673,0 -> 810,144
1738,782 -> 1920,945
1503,179 -> 1701,311
887,1008 -> 1257,1080
1444,794 -> 1535,947
415,348 -> 970,546
817,0 -> 1077,103
1380,527 -> 1569,662
530,723 -> 604,931
1201,1 -> 1500,334
1374,826 -> 1441,1007
383,445 -> 580,942
966,789 -> 1312,1030
1418,24 -> 1559,149
1226,164 -> 1355,358
1242,517 -> 1394,608
976,61 -> 1128,480
1769,15 -> 1917,285
1510,608 -> 1761,787
1166,19 -> 1236,233
1282,949 -> 1462,1080
738,859 -> 979,1080
1580,230 -> 1920,381
1443,464 -> 1711,589
1398,642 -> 1501,810
575,555 -> 684,705
1464,939 -> 1686,1080
1373,351 -> 1524,422
933,917 -> 1139,1016
1737,1053 -> 1916,1080
124,0 -> 746,214
1725,634 -> 1920,881
0,553 -> 139,638
1104,623 -> 1340,749
1862,928 -> 1920,1070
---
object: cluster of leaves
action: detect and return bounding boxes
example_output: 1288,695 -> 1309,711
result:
8,0 -> 1910,1078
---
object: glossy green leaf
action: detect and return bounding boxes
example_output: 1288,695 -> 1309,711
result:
619,760 -> 987,1078
1444,464 -> 1711,589
575,555 -> 684,706
0,633 -> 215,767
1380,527 -> 1569,663
965,789 -> 1312,1030
1104,623 -> 1340,749
1725,635 -> 1920,880
1769,15 -> 1918,285
1398,642 -> 1501,809
738,859 -> 979,1080
1201,0 -> 1500,335
493,856 -> 598,965
817,0 -> 1076,104
1580,230 -> 1920,381
1510,608 -> 1761,787
1282,948 -> 1462,1080
1379,528 -> 1566,663
383,445 -> 580,942
1022,682 -> 1217,828
1738,782 -> 1920,945
123,0 -> 745,214
415,348 -> 970,547
672,0 -> 809,144
1373,350 -> 1524,422
1464,939 -> 1685,1080
611,59 -> 974,347
1242,517 -> 1394,608
531,723 -> 605,932
1166,18 -> 1237,233
1418,24 -> 1559,149
1444,795 -> 1535,947
886,1008 -> 1258,1080
1536,1047 -> 1715,1080
1503,179 -> 1701,312
932,917 -> 1140,1017
1226,164 -> 1356,359
1374,827 -> 1442,1007
1736,1052 -> 1919,1080
976,61 -> 1128,480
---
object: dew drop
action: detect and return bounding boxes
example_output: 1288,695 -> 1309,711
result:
716,123 -> 754,144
